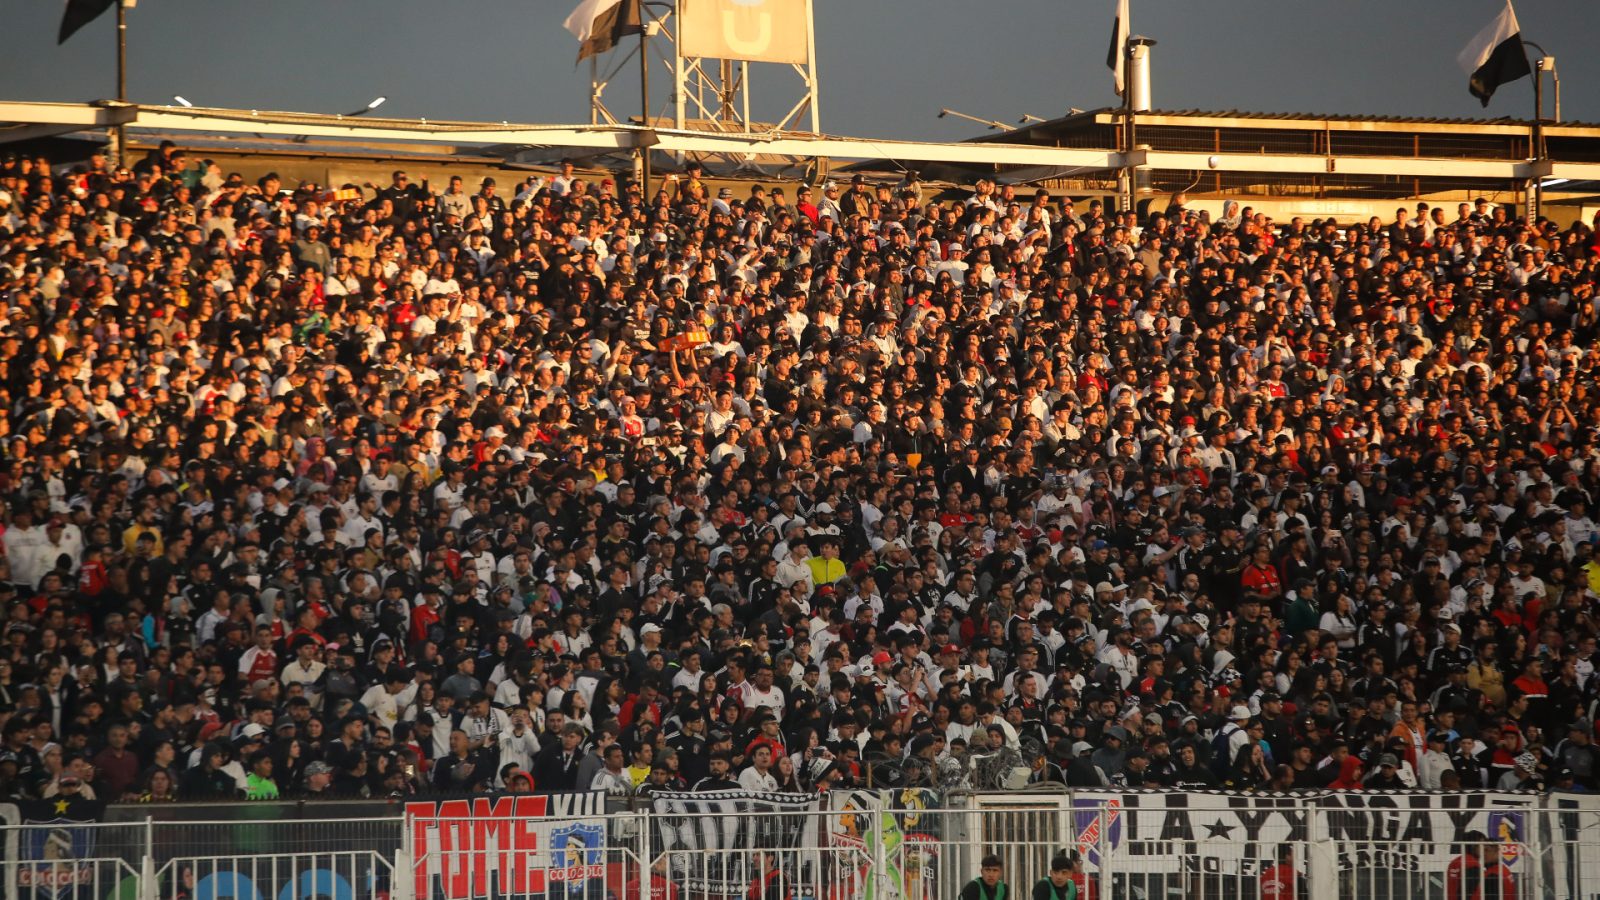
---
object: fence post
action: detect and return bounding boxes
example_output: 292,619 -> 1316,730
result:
1305,799 -> 1335,900
874,795 -> 889,900
1528,801 -> 1547,900
1097,805 -> 1113,900
392,812 -> 413,900
141,816 -> 156,900
636,808 -> 651,900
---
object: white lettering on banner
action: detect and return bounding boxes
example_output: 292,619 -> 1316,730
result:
678,0 -> 811,65
648,790 -> 819,895
1069,790 -> 1538,889
407,792 -> 606,900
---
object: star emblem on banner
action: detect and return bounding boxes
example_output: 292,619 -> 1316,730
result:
1204,820 -> 1235,839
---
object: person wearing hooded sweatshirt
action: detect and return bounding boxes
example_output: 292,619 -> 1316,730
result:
1364,752 -> 1408,789
1168,742 -> 1218,788
1065,741 -> 1108,787
1328,755 -> 1365,790
1090,727 -> 1128,780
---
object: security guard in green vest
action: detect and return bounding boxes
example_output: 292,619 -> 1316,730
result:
1032,855 -> 1078,900
960,854 -> 1009,900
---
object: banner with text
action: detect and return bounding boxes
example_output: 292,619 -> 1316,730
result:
678,0 -> 811,65
648,790 -> 818,895
1070,790 -> 1540,900
408,792 -> 608,900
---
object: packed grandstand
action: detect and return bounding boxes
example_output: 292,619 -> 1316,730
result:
0,142 -> 1597,805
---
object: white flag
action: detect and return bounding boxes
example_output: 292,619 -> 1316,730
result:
564,0 -> 621,42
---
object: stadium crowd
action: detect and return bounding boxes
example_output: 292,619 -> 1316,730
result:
0,139 -> 1599,803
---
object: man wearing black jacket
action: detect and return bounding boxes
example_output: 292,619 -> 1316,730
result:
179,744 -> 239,799
531,723 -> 585,791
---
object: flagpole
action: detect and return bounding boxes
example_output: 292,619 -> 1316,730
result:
114,0 -> 128,167
1524,38 -> 1547,221
639,10 -> 651,199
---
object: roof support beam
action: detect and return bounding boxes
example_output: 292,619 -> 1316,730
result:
0,122 -> 111,144
1127,149 -> 1537,180
1526,159 -> 1600,183
0,101 -> 1125,170
0,101 -> 1587,182
130,108 -> 1127,168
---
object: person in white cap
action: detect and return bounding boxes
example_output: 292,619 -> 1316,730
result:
1213,704 -> 1254,775
818,181 -> 843,223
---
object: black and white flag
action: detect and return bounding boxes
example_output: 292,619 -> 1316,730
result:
564,0 -> 643,62
1457,0 -> 1531,107
1107,0 -> 1130,96
59,0 -> 115,44
648,790 -> 818,893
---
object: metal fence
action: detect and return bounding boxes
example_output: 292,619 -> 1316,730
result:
8,791 -> 1600,900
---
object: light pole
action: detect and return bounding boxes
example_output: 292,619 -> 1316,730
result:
290,97 -> 391,141
113,0 -> 132,166
1522,40 -> 1557,219
936,108 -> 1010,131
172,96 -> 193,108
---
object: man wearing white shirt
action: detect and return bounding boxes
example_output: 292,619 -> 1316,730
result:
737,745 -> 778,792
460,693 -> 512,754
343,494 -> 385,547
775,542 -> 813,596
359,670 -> 412,730
497,708 -> 541,783
742,666 -> 786,721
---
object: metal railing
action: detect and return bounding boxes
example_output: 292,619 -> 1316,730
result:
7,791 -> 1600,900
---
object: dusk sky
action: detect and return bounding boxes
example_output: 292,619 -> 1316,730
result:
3,0 -> 1595,143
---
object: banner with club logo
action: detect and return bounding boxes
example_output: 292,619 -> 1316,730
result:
407,792 -> 608,900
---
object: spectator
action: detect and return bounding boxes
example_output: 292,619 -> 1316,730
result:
532,723 -> 585,791
244,750 -> 279,799
961,855 -> 1009,900
1033,855 -> 1077,900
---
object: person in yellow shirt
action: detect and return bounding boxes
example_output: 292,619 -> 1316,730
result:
122,508 -> 164,557
806,538 -> 846,593
1467,644 -> 1506,710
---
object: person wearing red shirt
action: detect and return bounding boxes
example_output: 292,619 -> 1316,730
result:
1259,846 -> 1301,900
796,186 -> 821,227
237,625 -> 279,686
410,588 -> 443,644
1510,659 -> 1549,702
1240,543 -> 1283,600
625,861 -> 679,900
1447,836 -> 1516,900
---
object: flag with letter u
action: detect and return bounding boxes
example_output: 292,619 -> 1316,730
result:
1456,0 -> 1531,107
